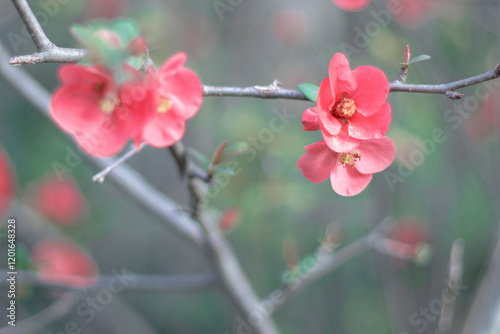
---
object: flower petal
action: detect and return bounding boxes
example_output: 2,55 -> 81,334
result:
141,106 -> 187,148
50,83 -> 105,133
321,123 -> 361,153
330,163 -> 373,196
297,141 -> 337,183
159,52 -> 188,73
302,107 -> 319,131
355,137 -> 396,174
348,102 -> 391,140
58,64 -> 112,85
73,118 -> 130,158
333,0 -> 371,11
350,66 -> 389,117
317,79 -> 342,135
329,53 -> 357,99
157,69 -> 203,120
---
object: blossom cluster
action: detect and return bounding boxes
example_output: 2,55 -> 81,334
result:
50,53 -> 203,157
297,53 -> 396,196
50,20 -> 203,157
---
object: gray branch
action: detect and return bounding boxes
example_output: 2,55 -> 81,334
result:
9,0 -> 86,65
0,270 -> 219,292
7,0 -> 500,101
262,217 -> 395,316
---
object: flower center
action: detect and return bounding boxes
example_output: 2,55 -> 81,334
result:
99,93 -> 119,114
332,95 -> 356,119
338,151 -> 361,168
157,97 -> 173,114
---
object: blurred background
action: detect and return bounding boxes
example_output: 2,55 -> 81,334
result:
1,0 -> 500,333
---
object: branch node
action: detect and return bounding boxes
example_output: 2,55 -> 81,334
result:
445,91 -> 464,100
494,64 -> 500,77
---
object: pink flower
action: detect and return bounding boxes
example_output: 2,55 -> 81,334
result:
140,52 -> 203,148
31,239 -> 98,287
34,176 -> 87,226
297,137 -> 395,196
50,64 -> 156,157
0,148 -> 15,218
332,0 -> 371,11
306,53 -> 391,153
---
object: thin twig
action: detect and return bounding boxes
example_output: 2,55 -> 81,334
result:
390,64 -> 500,100
394,44 -> 411,84
435,239 -> 465,334
262,217 -> 395,316
0,270 -> 220,291
92,143 -> 145,183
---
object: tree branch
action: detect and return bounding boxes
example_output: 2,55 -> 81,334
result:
168,143 -> 280,334
390,64 -> 500,100
262,217 -> 395,316
0,270 -> 219,292
7,0 -> 500,101
435,239 -> 464,334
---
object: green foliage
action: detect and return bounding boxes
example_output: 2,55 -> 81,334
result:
297,83 -> 320,102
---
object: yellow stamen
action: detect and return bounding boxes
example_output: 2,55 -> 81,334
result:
332,94 -> 356,119
158,98 -> 173,114
99,93 -> 119,114
339,151 -> 361,168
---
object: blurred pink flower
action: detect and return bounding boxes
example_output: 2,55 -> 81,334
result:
389,0 -> 434,27
272,9 -> 308,44
32,239 -> 98,287
297,137 -> 395,196
87,0 -> 127,19
332,0 -> 371,11
308,53 -> 391,153
219,207 -> 242,232
0,147 -> 15,218
34,176 -> 86,226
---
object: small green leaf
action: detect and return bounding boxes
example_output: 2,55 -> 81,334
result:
400,54 -> 431,66
70,25 -> 96,47
297,83 -> 319,102
112,19 -> 140,45
218,142 -> 249,163
125,56 -> 144,71
213,166 -> 237,175
187,148 -> 211,168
